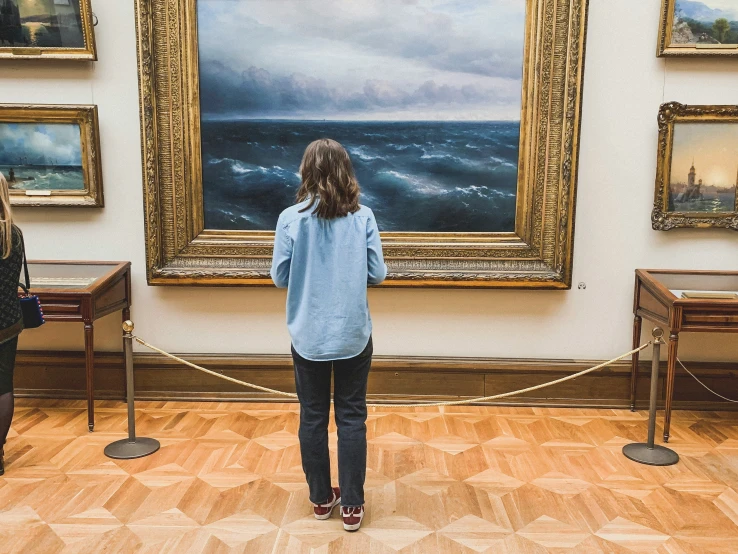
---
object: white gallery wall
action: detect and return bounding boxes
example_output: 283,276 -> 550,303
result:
2,0 -> 738,361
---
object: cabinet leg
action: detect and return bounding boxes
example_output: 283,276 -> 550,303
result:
85,322 -> 95,432
630,315 -> 642,411
664,332 -> 679,443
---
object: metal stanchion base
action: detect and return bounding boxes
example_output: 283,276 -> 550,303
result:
622,443 -> 679,466
105,437 -> 160,460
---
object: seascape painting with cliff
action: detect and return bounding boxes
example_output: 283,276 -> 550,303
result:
671,1 -> 738,45
669,122 -> 738,213
197,0 -> 525,233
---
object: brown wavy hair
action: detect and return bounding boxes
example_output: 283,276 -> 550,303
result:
297,139 -> 361,219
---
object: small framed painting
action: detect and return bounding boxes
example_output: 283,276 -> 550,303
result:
0,0 -> 97,61
658,0 -> 738,56
653,103 -> 738,230
0,104 -> 103,207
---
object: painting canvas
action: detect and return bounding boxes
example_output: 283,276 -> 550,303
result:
669,123 -> 738,213
197,0 -> 525,233
671,1 -> 738,45
0,0 -> 85,48
0,122 -> 84,192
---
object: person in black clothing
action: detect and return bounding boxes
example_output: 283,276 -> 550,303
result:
0,172 -> 23,476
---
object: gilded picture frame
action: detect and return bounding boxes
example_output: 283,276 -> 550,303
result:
658,0 -> 738,57
0,0 -> 97,61
652,102 -> 738,231
1,104 -> 104,208
134,0 -> 589,288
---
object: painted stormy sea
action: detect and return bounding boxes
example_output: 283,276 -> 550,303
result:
202,120 -> 519,232
197,0 -> 525,233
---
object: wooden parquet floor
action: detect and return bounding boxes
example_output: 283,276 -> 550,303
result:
2,400 -> 738,553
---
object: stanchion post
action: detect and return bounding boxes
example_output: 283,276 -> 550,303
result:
622,328 -> 679,466
124,320 -> 136,444
104,321 -> 161,460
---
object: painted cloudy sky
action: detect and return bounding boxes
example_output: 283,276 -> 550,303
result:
0,123 -> 82,166
676,1 -> 738,21
197,0 -> 526,121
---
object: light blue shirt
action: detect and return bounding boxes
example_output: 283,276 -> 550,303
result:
271,200 -> 387,361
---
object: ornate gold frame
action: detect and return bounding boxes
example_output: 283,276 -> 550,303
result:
658,0 -> 738,57
134,0 -> 589,288
0,0 -> 97,61
2,104 -> 104,208
652,103 -> 738,231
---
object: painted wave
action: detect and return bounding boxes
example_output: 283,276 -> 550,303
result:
0,165 -> 84,191
201,120 -> 520,232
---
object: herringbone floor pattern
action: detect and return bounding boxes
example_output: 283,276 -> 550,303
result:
1,400 -> 738,553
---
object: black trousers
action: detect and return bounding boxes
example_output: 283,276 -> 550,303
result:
292,338 -> 372,508
0,336 -> 18,396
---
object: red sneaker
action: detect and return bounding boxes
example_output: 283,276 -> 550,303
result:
342,505 -> 364,531
313,487 -> 341,520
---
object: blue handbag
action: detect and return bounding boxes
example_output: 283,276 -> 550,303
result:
17,232 -> 44,329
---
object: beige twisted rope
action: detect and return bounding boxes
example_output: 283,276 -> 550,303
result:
134,336 -> 651,408
678,358 -> 738,404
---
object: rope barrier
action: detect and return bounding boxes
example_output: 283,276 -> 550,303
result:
677,358 -> 738,404
134,335 -> 652,408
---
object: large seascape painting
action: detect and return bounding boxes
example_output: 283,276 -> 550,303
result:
135,0 -> 588,286
197,0 -> 525,233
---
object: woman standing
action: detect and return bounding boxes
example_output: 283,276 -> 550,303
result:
271,139 -> 387,532
0,172 -> 23,476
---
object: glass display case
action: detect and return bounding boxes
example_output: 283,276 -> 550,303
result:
27,262 -> 124,290
25,261 -> 132,431
647,271 -> 738,300
631,269 -> 738,443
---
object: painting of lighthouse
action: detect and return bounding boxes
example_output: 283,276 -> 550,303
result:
669,122 -> 738,213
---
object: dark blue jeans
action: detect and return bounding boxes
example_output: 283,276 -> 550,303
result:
292,337 -> 372,508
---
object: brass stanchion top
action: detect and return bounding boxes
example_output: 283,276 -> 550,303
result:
652,327 -> 664,343
123,320 -> 135,333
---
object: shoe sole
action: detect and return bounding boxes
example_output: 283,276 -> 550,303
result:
343,520 -> 362,532
314,497 -> 341,520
